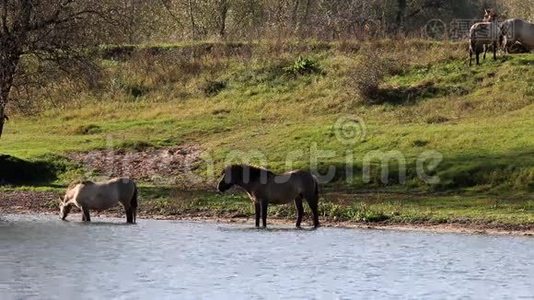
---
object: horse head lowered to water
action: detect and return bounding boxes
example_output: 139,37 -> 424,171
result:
217,164 -> 320,229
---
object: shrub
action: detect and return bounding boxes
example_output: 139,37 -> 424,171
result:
348,53 -> 388,103
128,84 -> 149,98
284,56 -> 321,76
199,80 -> 227,97
347,48 -> 404,104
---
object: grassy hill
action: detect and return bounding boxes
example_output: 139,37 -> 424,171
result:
1,40 -> 533,227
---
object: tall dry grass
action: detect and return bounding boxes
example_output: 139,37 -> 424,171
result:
8,39 -> 467,116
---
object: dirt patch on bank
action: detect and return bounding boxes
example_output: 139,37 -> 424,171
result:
67,145 -> 204,186
0,191 -> 58,213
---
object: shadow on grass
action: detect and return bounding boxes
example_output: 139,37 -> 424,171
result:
311,148 -> 534,193
0,155 -> 59,185
371,82 -> 469,105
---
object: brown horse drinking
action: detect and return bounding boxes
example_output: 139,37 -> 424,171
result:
217,165 -> 320,228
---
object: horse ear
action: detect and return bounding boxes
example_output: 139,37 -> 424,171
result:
59,196 -> 64,203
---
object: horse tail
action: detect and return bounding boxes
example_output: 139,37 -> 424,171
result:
312,175 -> 320,199
131,183 -> 138,223
311,174 -> 321,228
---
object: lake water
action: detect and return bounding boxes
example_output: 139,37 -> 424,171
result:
0,214 -> 533,299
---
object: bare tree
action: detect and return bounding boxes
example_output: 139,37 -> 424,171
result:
0,0 -> 114,137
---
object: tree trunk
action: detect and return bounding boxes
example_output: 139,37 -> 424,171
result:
188,0 -> 196,40
0,101 -> 5,138
0,82 -> 13,138
292,0 -> 301,29
396,0 -> 407,32
0,36 -> 21,138
299,0 -> 312,37
218,0 -> 229,38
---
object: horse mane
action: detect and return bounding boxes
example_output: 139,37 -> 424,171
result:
67,180 -> 94,190
229,164 -> 274,183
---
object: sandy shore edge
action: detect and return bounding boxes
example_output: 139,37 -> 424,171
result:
2,207 -> 533,237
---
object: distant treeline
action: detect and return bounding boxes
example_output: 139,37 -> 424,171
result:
105,0 -> 534,43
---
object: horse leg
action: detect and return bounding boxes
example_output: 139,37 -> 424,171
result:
483,45 -> 487,60
81,206 -> 91,222
130,186 -> 138,224
254,201 -> 261,228
503,36 -> 509,55
493,41 -> 497,61
307,198 -> 320,228
125,206 -> 133,224
260,199 -> 269,228
469,48 -> 473,66
294,196 -> 304,228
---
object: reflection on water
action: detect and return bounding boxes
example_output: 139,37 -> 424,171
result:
217,226 -> 317,232
1,214 -> 533,299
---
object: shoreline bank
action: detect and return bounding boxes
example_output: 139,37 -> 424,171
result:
1,189 -> 533,236
2,206 -> 533,237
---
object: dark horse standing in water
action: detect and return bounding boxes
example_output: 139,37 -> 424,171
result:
217,165 -> 320,228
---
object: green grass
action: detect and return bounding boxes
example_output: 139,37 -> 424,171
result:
1,40 -> 533,227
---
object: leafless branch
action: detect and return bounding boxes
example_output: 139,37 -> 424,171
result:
160,0 -> 183,29
1,0 -> 8,34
